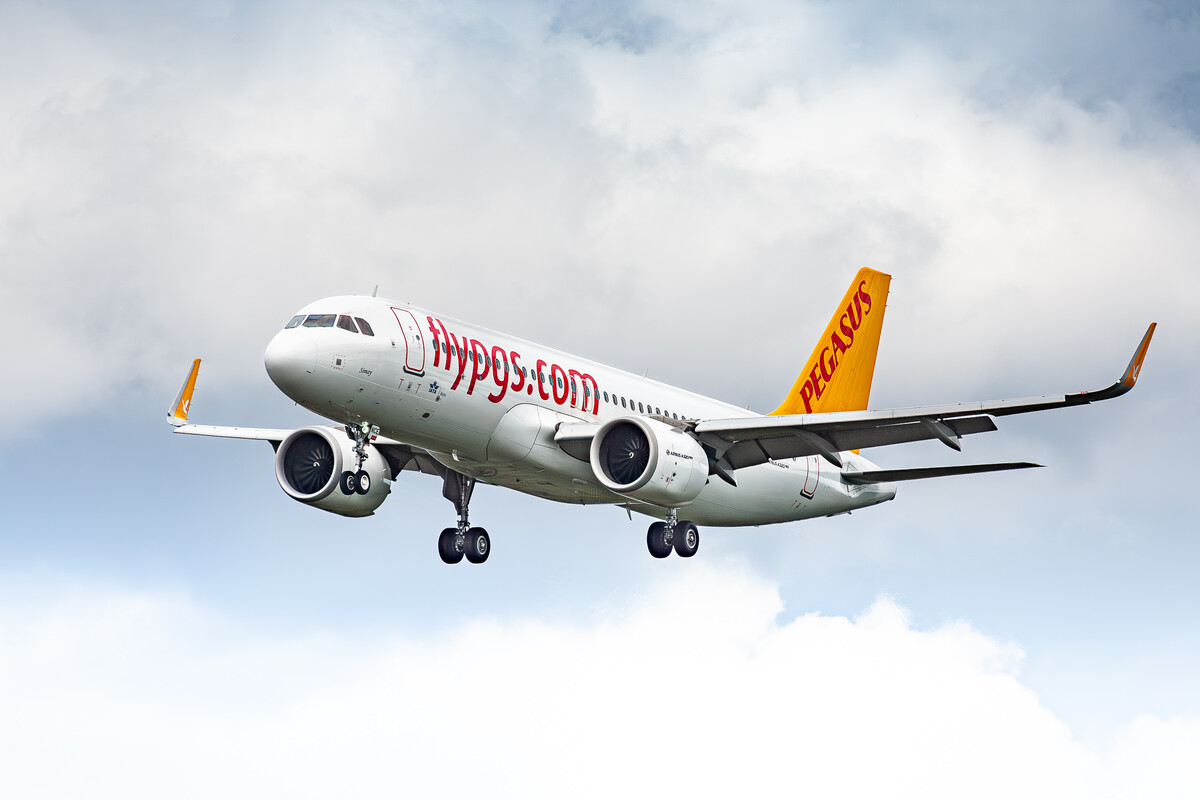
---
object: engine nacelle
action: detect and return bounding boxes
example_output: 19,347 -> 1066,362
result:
590,416 -> 709,507
274,427 -> 392,517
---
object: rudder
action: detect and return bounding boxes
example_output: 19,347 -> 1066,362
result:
770,268 -> 891,416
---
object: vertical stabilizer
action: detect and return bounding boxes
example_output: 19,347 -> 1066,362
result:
770,268 -> 891,416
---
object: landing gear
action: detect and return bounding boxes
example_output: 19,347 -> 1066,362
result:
645,510 -> 700,559
438,527 -> 464,564
464,528 -> 490,564
438,470 -> 490,564
338,468 -> 373,495
647,522 -> 673,558
346,421 -> 379,471
674,521 -> 699,558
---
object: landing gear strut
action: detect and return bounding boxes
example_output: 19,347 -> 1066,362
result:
339,421 -> 378,496
646,509 -> 699,559
438,470 -> 490,565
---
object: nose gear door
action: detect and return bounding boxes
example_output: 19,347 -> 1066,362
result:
391,307 -> 426,376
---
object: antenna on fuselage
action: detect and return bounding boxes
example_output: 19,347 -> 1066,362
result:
371,285 -> 379,297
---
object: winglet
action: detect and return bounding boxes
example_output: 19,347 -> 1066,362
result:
1119,322 -> 1156,389
167,359 -> 202,426
1065,323 -> 1156,406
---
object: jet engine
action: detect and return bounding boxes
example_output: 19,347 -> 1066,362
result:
590,417 -> 709,507
274,427 -> 392,517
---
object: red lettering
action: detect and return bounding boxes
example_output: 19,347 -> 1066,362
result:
551,364 -> 569,405
809,366 -> 825,401
819,346 -> 834,383
847,298 -> 863,331
536,359 -> 550,400
426,317 -> 442,368
569,369 -> 599,415
488,345 -> 509,403
800,380 -> 816,414
447,329 -> 468,391
840,314 -> 855,346
509,352 -> 526,392
466,339 -> 489,395
857,281 -> 872,314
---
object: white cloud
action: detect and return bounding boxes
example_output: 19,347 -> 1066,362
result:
2,0 -> 1197,437
1,563 -> 1196,799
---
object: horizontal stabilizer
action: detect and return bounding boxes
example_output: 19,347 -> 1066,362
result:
842,462 -> 1042,484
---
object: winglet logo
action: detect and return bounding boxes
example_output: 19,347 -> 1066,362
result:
799,280 -> 873,414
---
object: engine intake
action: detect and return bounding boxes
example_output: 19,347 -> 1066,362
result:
590,417 -> 709,507
275,427 -> 392,517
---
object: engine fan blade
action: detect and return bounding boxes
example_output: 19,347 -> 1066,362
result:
286,434 -> 335,494
606,425 -> 650,484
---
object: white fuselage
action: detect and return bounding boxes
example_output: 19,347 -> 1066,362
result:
263,296 -> 896,526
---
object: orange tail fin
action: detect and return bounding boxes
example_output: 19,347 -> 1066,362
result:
770,268 -> 891,416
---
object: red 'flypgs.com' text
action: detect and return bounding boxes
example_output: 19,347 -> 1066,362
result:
427,317 -> 601,415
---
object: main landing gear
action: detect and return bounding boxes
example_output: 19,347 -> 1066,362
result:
438,470 -> 490,565
338,421 -> 379,496
646,508 -> 700,559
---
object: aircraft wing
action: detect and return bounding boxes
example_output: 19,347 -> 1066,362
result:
691,323 -> 1156,470
172,424 -> 293,442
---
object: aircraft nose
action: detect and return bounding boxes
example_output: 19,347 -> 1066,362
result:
264,331 -> 316,395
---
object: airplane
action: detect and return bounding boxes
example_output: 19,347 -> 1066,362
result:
167,269 -> 1156,564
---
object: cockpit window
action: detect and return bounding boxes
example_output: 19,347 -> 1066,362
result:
284,315 -> 305,329
355,317 -> 375,336
302,314 -> 336,328
336,315 -> 359,333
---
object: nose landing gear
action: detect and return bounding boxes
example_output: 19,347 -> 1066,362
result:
338,421 -> 379,496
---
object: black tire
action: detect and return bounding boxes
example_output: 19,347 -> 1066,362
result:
465,527 -> 490,564
674,521 -> 699,558
339,471 -> 357,495
354,469 -> 371,495
438,528 -> 463,564
647,522 -> 672,558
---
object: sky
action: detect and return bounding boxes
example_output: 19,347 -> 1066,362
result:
2,0 -> 1199,796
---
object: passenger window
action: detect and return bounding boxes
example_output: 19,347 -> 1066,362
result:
303,314 -> 336,328
638,402 -> 644,413
621,397 -> 627,409
284,315 -> 305,329
354,317 -> 375,336
655,407 -> 661,415
337,315 -> 359,333
603,391 -> 609,403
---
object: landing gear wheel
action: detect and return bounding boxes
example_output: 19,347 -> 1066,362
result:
464,527 -> 490,564
339,471 -> 357,495
438,528 -> 464,564
354,469 -> 371,495
673,521 -> 699,558
647,522 -> 673,558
